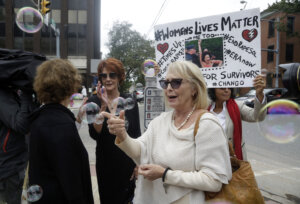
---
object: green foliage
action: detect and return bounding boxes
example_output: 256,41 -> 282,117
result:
265,0 -> 300,13
105,21 -> 155,93
264,0 -> 300,38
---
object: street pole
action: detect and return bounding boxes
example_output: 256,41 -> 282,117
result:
261,18 -> 280,88
275,17 -> 280,88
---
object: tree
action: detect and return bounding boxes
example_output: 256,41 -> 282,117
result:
264,0 -> 300,38
105,21 -> 155,93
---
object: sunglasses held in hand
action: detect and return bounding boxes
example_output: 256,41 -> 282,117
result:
159,79 -> 183,89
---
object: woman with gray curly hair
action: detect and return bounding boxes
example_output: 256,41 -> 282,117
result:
29,59 -> 94,203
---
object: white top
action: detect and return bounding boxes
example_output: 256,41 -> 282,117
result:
117,111 -> 232,204
210,101 -> 227,131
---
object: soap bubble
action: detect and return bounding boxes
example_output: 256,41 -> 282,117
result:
16,7 -> 43,33
125,97 -> 135,110
69,93 -> 84,108
125,117 -> 129,130
111,97 -> 135,116
27,185 -> 43,202
79,102 -> 104,125
257,99 -> 300,144
142,59 -> 159,77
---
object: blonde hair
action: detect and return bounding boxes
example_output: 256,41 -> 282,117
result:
166,61 -> 210,109
34,59 -> 82,103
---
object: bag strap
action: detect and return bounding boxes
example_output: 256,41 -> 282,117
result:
193,110 -> 209,137
22,163 -> 29,190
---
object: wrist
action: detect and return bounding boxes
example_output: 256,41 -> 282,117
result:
115,132 -> 127,144
162,167 -> 172,182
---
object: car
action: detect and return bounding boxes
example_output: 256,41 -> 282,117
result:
135,89 -> 144,102
236,88 -> 289,108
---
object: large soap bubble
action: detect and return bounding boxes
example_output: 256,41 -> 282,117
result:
27,185 -> 43,202
79,102 -> 104,125
142,59 -> 159,77
16,7 -> 43,33
69,93 -> 84,108
111,97 -> 135,116
257,99 -> 300,144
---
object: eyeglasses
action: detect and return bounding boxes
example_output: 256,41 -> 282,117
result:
99,72 -> 118,79
159,78 -> 183,89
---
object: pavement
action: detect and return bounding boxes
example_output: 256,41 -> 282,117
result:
77,125 -> 100,203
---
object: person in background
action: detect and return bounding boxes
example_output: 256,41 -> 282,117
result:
207,75 -> 267,160
102,61 -> 231,204
198,40 -> 223,68
81,85 -> 87,97
0,87 -> 38,204
87,57 -> 141,204
185,45 -> 202,68
29,59 -> 94,203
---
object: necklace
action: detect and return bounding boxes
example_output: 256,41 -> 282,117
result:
173,105 -> 196,130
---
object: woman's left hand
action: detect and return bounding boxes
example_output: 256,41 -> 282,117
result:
138,164 -> 165,181
253,75 -> 266,102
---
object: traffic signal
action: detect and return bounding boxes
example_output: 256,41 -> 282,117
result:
41,0 -> 51,15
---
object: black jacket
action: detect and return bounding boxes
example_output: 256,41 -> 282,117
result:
0,88 -> 36,180
29,103 -> 94,204
87,93 -> 141,203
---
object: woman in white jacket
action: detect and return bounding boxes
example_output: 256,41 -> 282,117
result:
102,61 -> 232,204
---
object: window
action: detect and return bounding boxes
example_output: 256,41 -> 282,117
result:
267,45 -> 274,63
24,37 -> 34,52
287,16 -> 295,35
0,7 -> 5,21
285,44 -> 294,62
268,19 -> 275,38
14,37 -> 23,50
0,22 -> 4,36
0,0 -> 5,6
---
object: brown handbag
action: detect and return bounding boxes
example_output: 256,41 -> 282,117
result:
194,111 -> 265,204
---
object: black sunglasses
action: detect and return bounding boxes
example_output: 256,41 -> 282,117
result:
159,78 -> 183,89
99,72 -> 118,79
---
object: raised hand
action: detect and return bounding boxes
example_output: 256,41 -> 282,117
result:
97,81 -> 108,105
253,75 -> 266,103
102,110 -> 127,142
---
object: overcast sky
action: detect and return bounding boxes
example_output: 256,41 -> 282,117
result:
100,0 -> 278,57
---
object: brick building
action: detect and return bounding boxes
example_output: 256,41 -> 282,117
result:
261,10 -> 300,88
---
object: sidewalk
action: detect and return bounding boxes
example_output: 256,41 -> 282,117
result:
78,125 -> 100,204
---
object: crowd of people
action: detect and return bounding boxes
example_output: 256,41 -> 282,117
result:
0,55 -> 267,203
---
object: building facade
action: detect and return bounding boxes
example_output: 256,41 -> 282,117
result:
261,10 -> 300,88
0,0 -> 101,90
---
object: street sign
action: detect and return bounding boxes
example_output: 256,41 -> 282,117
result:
144,77 -> 165,130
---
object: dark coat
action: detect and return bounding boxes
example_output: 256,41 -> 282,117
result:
88,93 -> 141,204
0,88 -> 36,180
29,103 -> 94,204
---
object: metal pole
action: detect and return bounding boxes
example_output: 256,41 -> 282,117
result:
275,17 -> 280,88
56,28 -> 60,58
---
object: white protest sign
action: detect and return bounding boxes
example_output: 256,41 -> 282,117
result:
154,8 -> 261,88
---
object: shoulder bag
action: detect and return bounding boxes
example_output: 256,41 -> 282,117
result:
194,111 -> 265,204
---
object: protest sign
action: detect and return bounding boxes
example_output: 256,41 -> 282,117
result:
154,8 -> 261,88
